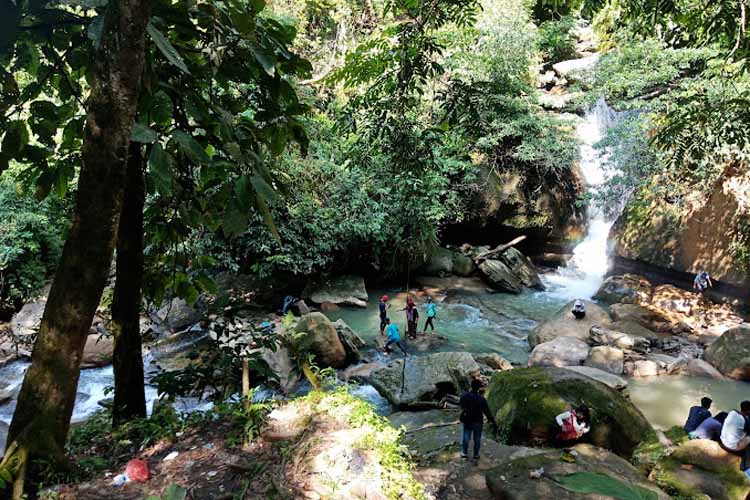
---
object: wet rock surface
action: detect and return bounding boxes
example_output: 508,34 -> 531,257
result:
529,299 -> 611,347
305,275 -> 369,308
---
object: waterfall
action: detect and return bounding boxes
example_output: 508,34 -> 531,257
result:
542,97 -> 620,300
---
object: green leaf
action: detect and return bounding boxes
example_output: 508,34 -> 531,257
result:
162,483 -> 188,500
222,200 -> 248,238
148,143 -> 173,195
249,174 -> 276,202
252,47 -> 276,77
172,129 -> 209,164
147,23 -> 190,75
131,122 -> 158,143
2,120 -> 29,158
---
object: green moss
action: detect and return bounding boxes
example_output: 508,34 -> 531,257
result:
486,368 -> 653,457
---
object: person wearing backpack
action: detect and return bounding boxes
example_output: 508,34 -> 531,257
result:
555,405 -> 591,445
459,379 -> 497,463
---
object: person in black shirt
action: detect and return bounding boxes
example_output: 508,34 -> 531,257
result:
379,295 -> 389,336
459,379 -> 497,462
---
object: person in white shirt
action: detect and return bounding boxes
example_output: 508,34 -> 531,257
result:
720,401 -> 750,480
555,405 -> 591,444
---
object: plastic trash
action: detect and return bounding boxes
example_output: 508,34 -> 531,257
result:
126,459 -> 150,483
163,451 -> 179,461
111,473 -> 129,487
529,467 -> 544,479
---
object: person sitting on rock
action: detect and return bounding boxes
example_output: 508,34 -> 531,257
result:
423,296 -> 437,335
572,300 -> 586,320
690,411 -> 728,441
459,378 -> 496,463
555,405 -> 591,445
379,295 -> 390,336
720,401 -> 750,479
383,318 -> 407,355
693,271 -> 713,294
684,396 -> 712,433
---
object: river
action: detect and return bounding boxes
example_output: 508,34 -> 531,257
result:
1,100 -> 747,455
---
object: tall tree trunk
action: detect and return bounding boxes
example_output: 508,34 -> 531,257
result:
5,0 -> 151,493
111,143 -> 147,427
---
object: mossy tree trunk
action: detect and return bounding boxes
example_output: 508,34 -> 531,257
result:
111,143 -> 147,427
5,0 -> 151,493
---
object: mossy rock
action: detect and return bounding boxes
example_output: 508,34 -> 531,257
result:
650,439 -> 750,500
485,367 -> 653,457
704,324 -> 750,380
486,443 -> 668,500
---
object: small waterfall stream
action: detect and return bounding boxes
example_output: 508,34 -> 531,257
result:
541,97 -> 620,301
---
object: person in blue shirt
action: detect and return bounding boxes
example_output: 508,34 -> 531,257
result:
690,411 -> 728,441
383,318 -> 407,355
684,397 -> 713,433
423,296 -> 437,335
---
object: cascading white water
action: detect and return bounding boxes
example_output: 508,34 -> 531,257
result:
542,97 -> 619,300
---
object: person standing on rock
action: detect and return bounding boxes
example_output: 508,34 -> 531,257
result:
379,295 -> 390,336
401,296 -> 418,339
383,318 -> 407,355
423,297 -> 437,335
720,400 -> 750,479
459,379 -> 496,463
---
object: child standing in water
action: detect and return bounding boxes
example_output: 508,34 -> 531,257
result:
423,296 -> 437,334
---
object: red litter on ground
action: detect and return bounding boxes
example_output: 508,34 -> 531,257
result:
126,459 -> 150,483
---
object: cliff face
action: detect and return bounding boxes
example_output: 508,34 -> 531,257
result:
443,164 -> 587,253
611,163 -> 750,297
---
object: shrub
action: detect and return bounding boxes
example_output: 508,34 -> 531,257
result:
538,16 -> 577,65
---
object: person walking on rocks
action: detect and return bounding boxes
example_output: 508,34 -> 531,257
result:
459,379 -> 496,464
423,296 -> 437,335
693,271 -> 713,294
383,318 -> 407,355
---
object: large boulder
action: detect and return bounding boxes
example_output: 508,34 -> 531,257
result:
157,298 -> 202,332
593,274 -> 653,305
369,352 -> 480,408
561,366 -> 627,391
552,54 -> 600,82
704,324 -> 750,380
650,439 -> 750,500
478,259 -> 522,294
651,284 -> 703,316
609,303 -> 662,329
421,247 -> 454,276
452,252 -> 476,277
306,275 -> 368,308
584,346 -> 624,375
474,353 -> 513,371
486,367 -> 653,457
528,337 -> 590,368
529,299 -> 611,347
624,360 -> 659,377
261,347 -> 299,394
497,248 -> 544,290
486,444 -> 668,500
10,295 -> 47,337
80,334 -> 114,368
333,319 -> 366,365
294,313 -> 347,368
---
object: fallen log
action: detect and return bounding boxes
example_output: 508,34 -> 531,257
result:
474,235 -> 527,263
